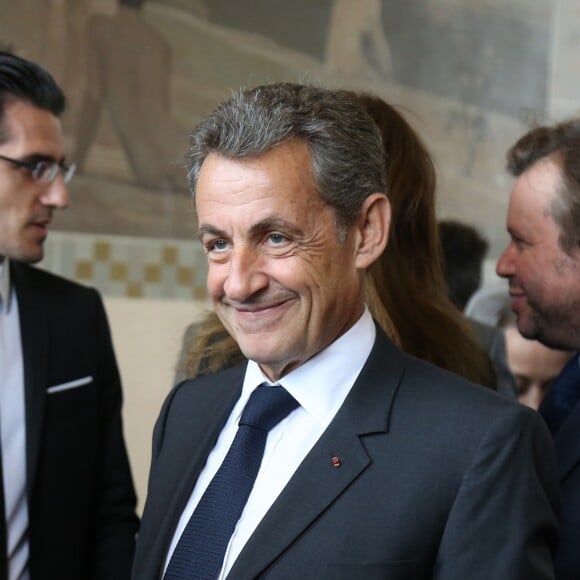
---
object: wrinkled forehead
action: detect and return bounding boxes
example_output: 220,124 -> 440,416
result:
195,144 -> 332,235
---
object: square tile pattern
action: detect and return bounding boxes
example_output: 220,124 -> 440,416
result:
41,232 -> 208,301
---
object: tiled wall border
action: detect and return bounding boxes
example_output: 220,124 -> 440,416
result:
41,232 -> 208,301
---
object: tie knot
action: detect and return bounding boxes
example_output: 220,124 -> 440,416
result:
239,385 -> 299,432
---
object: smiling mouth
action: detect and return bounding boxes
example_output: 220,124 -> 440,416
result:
224,297 -> 296,326
234,299 -> 292,314
509,292 -> 527,311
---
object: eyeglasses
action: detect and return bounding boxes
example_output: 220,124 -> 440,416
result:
0,154 -> 76,183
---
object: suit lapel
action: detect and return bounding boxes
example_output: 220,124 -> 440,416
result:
11,263 -> 49,497
554,399 -> 580,482
145,366 -> 246,572
228,329 -> 406,579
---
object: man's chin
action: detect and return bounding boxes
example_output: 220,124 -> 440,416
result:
18,249 -> 44,264
516,309 -> 545,342
516,318 -> 536,341
237,341 -> 296,377
6,244 -> 45,264
236,342 -> 270,364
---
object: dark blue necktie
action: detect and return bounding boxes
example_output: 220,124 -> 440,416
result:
539,352 -> 580,435
164,384 -> 299,580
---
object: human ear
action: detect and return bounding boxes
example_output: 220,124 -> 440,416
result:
354,193 -> 391,269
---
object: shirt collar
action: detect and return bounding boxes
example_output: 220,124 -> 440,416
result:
0,258 -> 12,312
243,307 -> 376,426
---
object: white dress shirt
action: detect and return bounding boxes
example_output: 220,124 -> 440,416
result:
164,307 -> 376,579
0,260 -> 30,580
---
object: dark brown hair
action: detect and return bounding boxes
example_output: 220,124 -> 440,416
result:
353,93 -> 494,386
507,119 -> 580,253
438,219 -> 489,310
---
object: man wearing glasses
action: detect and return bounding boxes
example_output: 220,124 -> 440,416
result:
0,52 -> 138,579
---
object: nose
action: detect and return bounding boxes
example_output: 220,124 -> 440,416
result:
496,243 -> 515,278
39,175 -> 69,209
221,245 -> 269,302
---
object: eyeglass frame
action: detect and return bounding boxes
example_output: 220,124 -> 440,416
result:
0,153 -> 76,184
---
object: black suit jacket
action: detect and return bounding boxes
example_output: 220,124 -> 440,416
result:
135,326 -> 559,579
552,399 -> 580,579
10,262 -> 139,580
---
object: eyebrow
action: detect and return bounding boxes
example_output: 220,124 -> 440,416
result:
198,224 -> 227,240
20,152 -> 67,165
249,217 -> 302,238
198,217 -> 303,241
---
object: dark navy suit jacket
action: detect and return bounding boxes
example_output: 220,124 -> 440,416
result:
552,400 -> 580,579
135,326 -> 559,579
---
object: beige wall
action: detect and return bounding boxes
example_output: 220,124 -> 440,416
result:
4,0 -> 579,258
104,296 -> 210,513
4,0 -> 580,514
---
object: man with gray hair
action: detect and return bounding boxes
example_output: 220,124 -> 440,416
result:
497,118 -> 580,579
135,83 -> 559,580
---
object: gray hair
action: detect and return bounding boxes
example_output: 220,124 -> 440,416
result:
186,83 -> 386,233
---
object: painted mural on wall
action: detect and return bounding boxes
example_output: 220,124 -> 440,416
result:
0,0 -> 571,256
